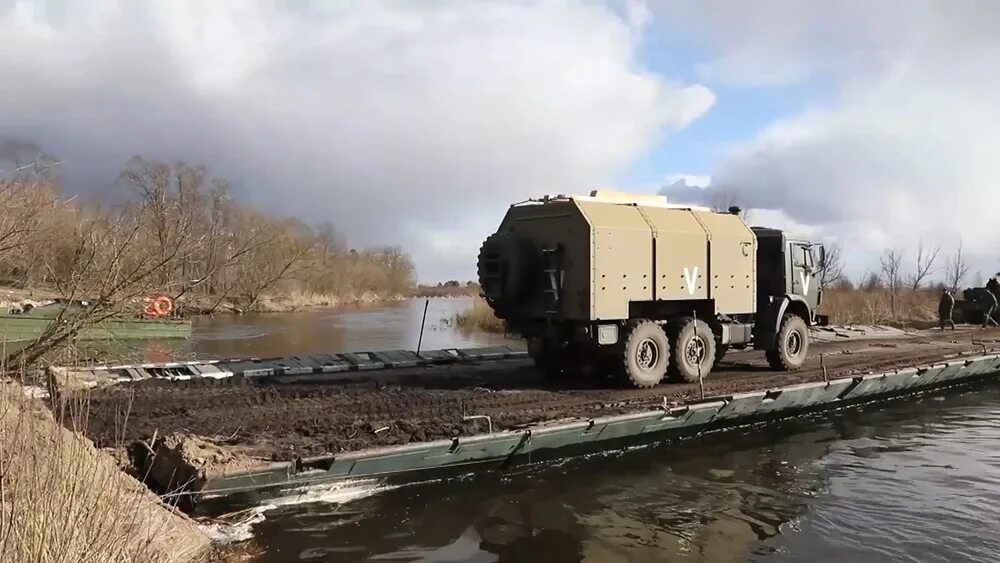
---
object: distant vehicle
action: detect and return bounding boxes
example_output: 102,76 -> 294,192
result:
477,190 -> 827,388
955,286 -> 1000,325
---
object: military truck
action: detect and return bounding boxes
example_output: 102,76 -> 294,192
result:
477,190 -> 827,388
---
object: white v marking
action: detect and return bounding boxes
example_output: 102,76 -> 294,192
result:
683,267 -> 699,296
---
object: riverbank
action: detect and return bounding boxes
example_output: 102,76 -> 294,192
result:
0,286 -> 421,317
179,290 -> 408,315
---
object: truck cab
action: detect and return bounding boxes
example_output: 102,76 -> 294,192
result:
751,227 -> 825,325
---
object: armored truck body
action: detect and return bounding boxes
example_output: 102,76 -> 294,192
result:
478,190 -> 826,388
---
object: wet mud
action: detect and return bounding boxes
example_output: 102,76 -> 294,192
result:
67,328 -> 1000,470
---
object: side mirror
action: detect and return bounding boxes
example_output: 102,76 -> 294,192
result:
818,245 -> 827,269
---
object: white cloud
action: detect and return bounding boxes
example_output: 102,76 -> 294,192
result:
0,0 -> 714,282
657,1 -> 1000,283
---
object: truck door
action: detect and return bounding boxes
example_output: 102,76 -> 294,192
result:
789,241 -> 819,311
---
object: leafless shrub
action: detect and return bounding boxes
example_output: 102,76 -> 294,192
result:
880,248 -> 904,317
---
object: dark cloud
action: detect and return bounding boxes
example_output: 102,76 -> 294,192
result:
0,0 -> 713,281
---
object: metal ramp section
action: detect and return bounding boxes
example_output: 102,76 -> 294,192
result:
50,345 -> 528,384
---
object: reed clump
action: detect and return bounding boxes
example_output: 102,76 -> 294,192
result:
450,297 -> 506,333
819,288 -> 939,327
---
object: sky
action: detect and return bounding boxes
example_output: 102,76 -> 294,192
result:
1,0 -> 997,285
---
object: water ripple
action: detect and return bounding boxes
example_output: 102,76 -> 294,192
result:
242,382 -> 1000,563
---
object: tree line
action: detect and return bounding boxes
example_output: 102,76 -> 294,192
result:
0,155 -> 416,364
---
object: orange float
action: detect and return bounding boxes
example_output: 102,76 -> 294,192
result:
143,295 -> 174,318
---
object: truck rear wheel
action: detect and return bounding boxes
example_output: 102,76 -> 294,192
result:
621,320 -> 669,388
766,313 -> 809,370
528,337 -> 569,381
668,317 -> 716,383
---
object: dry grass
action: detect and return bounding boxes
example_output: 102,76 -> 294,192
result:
454,289 -> 944,334
819,288 -> 939,326
450,297 -> 506,333
0,378 -> 210,563
256,289 -> 403,312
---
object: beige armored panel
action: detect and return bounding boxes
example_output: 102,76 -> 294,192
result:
693,210 -> 756,314
638,207 -> 709,300
575,200 -> 654,320
499,200 -> 591,319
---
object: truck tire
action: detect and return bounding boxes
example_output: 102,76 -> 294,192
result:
767,313 -> 809,370
621,320 -> 670,388
528,337 -> 569,381
668,317 -> 717,383
713,343 -> 728,369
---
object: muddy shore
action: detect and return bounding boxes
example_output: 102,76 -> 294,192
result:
63,327 -> 1000,475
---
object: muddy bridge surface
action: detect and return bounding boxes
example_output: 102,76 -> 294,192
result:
58,326 -> 1000,468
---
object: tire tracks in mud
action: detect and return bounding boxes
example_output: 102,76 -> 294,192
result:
70,330 -> 1000,461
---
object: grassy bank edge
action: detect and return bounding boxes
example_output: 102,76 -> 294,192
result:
0,285 -> 480,316
1,378 -> 266,561
0,379 -> 216,562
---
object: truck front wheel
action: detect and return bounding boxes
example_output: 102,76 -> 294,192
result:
621,320 -> 670,388
766,313 -> 809,370
668,317 -> 717,383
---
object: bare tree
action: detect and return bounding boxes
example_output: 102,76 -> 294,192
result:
7,202 -> 207,366
880,248 -> 903,318
908,239 -> 941,290
0,153 -> 422,364
945,239 -> 971,293
818,243 -> 845,287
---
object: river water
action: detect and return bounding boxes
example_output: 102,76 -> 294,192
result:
131,298 -> 1000,562
127,297 -> 515,362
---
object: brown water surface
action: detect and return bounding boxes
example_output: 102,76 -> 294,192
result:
121,297 -> 516,362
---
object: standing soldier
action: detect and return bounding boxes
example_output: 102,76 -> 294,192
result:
988,274 -> 1000,299
939,289 -> 956,330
